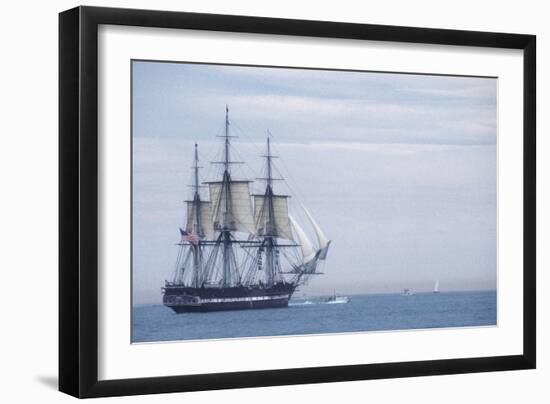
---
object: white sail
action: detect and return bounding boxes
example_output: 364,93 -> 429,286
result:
208,181 -> 255,234
434,280 -> 440,293
289,215 -> 316,263
253,194 -> 292,240
185,200 -> 214,239
303,206 -> 330,260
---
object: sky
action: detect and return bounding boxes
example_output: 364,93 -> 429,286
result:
132,60 -> 497,304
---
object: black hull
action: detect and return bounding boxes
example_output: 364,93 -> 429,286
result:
168,297 -> 289,312
163,282 -> 296,313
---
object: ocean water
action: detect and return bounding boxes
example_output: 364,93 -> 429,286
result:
132,290 -> 496,343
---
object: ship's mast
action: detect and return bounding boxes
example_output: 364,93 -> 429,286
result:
224,106 -> 230,174
264,136 -> 278,285
204,105 -> 253,287
266,136 -> 273,189
191,143 -> 202,288
221,106 -> 234,286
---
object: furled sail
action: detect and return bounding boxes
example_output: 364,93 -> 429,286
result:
289,215 -> 316,263
208,180 -> 254,233
253,194 -> 293,240
303,206 -> 331,260
185,200 -> 213,239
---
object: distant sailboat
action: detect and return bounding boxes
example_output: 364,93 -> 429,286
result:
433,280 -> 440,294
325,290 -> 350,304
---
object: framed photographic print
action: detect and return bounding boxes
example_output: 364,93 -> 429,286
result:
59,6 -> 536,398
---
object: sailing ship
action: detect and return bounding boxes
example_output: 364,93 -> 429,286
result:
433,280 -> 440,294
162,107 -> 330,312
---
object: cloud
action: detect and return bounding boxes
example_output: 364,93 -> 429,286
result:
132,61 -> 497,146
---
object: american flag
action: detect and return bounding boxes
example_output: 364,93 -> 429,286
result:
179,228 -> 199,245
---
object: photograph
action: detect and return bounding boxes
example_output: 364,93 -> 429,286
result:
131,60 -> 497,343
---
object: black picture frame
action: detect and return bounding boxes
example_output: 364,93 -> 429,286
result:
59,5 -> 536,398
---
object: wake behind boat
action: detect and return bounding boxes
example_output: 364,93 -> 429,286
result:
289,300 -> 316,306
162,107 -> 331,313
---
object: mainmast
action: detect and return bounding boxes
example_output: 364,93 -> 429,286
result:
221,106 -> 232,286
224,105 -> 230,174
263,135 -> 279,285
191,143 -> 202,288
221,105 -> 233,230
266,136 -> 273,188
204,106 -> 255,287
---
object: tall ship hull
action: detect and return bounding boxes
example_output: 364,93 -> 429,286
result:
162,107 -> 330,314
163,282 -> 296,312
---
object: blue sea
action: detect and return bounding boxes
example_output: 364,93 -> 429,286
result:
132,290 -> 496,343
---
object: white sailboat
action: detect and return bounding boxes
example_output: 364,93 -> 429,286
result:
433,280 -> 440,294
